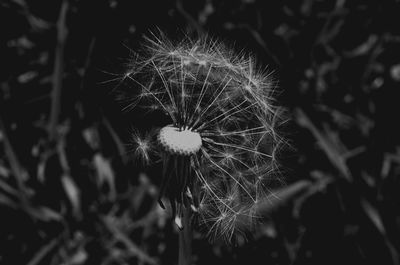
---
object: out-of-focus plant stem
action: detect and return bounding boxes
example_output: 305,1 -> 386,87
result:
48,0 -> 68,140
0,116 -> 28,204
102,215 -> 159,265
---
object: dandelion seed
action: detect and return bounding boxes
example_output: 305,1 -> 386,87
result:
131,131 -> 153,165
120,33 -> 285,241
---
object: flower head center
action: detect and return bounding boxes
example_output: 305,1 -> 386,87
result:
158,125 -> 202,156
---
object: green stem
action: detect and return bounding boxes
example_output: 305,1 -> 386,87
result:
178,207 -> 192,265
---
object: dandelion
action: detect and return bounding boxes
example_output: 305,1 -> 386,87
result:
120,32 -> 284,243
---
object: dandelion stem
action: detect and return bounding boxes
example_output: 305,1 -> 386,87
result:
178,207 -> 192,265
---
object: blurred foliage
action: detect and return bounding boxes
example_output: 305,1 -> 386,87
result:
1,0 -> 400,264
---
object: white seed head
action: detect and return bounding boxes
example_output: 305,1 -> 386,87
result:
119,32 -> 285,242
158,125 -> 202,156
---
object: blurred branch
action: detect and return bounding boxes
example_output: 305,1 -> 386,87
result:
381,152 -> 400,179
255,179 -> 314,217
176,0 -> 204,36
80,37 -> 96,90
315,2 -> 347,46
0,192 -> 18,208
241,24 -> 282,67
56,126 -> 83,219
224,22 -> 282,67
0,116 -> 28,201
360,198 -> 400,265
101,216 -> 159,265
103,118 -> 127,163
0,175 -> 20,197
295,108 -> 352,181
27,237 -> 60,265
1,0 -> 50,31
48,0 -> 68,140
0,116 -> 64,221
128,206 -> 165,231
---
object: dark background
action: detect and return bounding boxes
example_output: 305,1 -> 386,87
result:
1,0 -> 400,264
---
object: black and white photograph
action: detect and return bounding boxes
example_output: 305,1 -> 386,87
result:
1,0 -> 400,264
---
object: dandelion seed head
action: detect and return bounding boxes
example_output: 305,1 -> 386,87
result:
120,32 -> 286,242
158,125 -> 202,156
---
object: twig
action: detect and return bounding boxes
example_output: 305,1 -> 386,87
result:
48,0 -> 68,139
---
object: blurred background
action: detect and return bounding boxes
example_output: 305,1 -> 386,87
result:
1,0 -> 400,264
